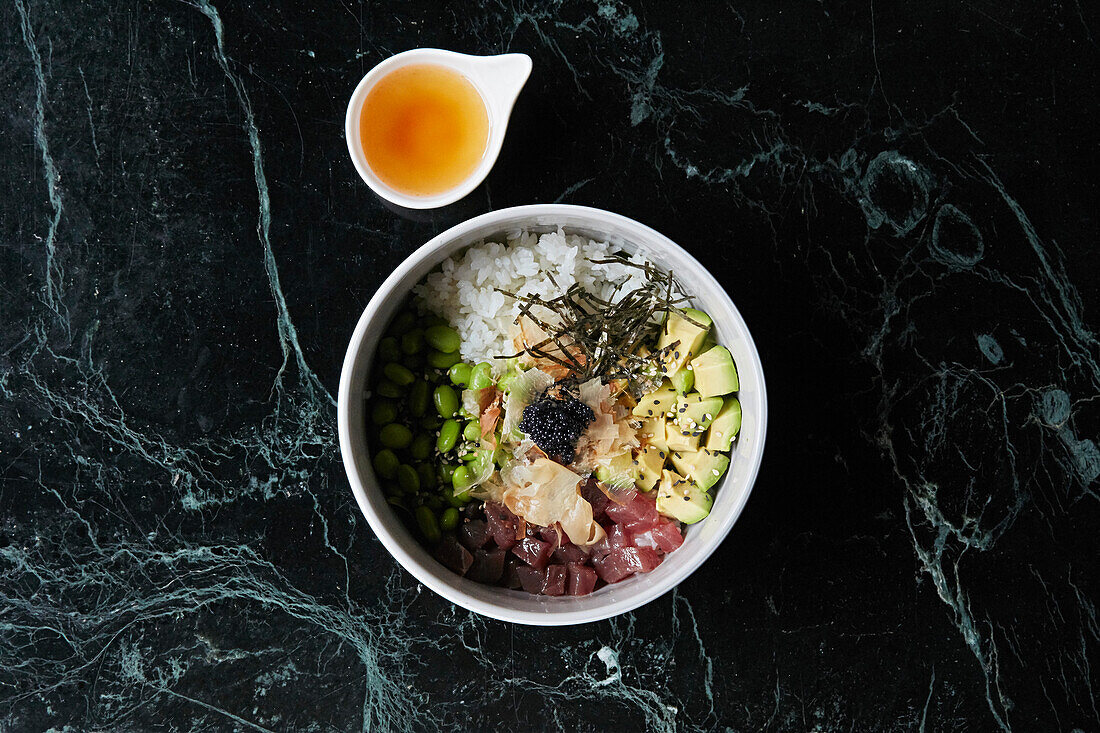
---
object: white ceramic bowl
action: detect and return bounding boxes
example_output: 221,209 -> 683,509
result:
338,204 -> 767,625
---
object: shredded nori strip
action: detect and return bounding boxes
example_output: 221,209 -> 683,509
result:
495,254 -> 694,393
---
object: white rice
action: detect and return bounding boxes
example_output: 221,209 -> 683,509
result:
415,228 -> 655,366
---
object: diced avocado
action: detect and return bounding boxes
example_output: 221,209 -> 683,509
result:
656,469 -> 713,524
657,309 -> 712,376
633,446 -> 666,491
674,392 -> 724,434
670,448 -> 730,491
665,421 -> 701,451
595,451 -> 634,488
640,417 -> 668,451
704,396 -> 742,452
671,365 -> 694,394
631,380 -> 676,418
691,345 -> 739,397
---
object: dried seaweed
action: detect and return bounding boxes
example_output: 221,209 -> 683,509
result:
495,254 -> 693,392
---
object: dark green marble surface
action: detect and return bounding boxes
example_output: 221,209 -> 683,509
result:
2,1 -> 1098,730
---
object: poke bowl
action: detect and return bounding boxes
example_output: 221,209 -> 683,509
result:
338,204 -> 766,625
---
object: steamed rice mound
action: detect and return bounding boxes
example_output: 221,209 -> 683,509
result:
415,229 -> 653,365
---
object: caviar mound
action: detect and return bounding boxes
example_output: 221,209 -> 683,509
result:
519,392 -> 595,462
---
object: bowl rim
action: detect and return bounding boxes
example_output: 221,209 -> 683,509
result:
337,204 -> 767,625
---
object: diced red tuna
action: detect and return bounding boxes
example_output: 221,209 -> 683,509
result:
580,478 -> 610,521
605,492 -> 661,530
502,556 -> 523,589
553,543 -> 589,564
484,502 -> 517,550
539,525 -> 563,547
434,536 -> 473,576
592,546 -> 662,583
543,565 -> 567,596
511,536 -> 553,570
567,563 -> 598,596
459,519 -> 492,551
515,566 -> 547,594
648,521 -> 684,553
466,547 -> 506,584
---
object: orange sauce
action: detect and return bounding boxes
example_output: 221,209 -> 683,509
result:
360,64 -> 490,197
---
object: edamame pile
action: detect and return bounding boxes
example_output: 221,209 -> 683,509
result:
367,307 -> 500,545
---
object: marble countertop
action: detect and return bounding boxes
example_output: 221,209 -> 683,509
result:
2,1 -> 1097,730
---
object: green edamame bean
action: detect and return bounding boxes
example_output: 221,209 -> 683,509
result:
440,507 -> 460,532
421,414 -> 442,429
409,380 -> 430,417
378,336 -> 401,363
448,363 -> 471,387
469,362 -> 493,390
497,371 -> 518,393
423,314 -> 448,328
425,325 -> 461,354
376,380 -> 402,399
379,423 -> 412,450
462,421 -> 482,442
437,464 -> 457,485
372,448 -> 399,479
385,483 -> 404,498
383,362 -> 415,386
433,385 -> 460,418
371,400 -> 397,425
415,462 -> 437,491
437,419 -> 460,453
427,349 -> 461,369
448,488 -> 472,507
386,495 -> 407,512
451,465 -> 473,492
409,433 -> 433,461
397,464 -> 420,493
415,505 -> 441,544
389,312 -> 416,335
461,451 -> 479,463
400,330 -> 423,355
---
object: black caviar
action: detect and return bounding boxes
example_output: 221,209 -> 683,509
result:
519,391 -> 595,463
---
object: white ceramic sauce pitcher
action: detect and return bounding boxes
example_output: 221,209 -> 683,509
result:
345,49 -> 532,209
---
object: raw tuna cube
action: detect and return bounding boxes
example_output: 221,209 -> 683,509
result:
467,547 -> 507,584
543,565 -> 567,596
539,526 -> 564,546
649,521 -> 684,553
567,563 -> 598,596
553,543 -> 588,564
515,566 -> 547,594
592,546 -> 662,583
484,502 -> 517,550
580,479 -> 610,521
502,557 -> 523,589
459,519 -> 492,551
511,536 -> 553,570
434,536 -> 473,576
605,492 -> 661,530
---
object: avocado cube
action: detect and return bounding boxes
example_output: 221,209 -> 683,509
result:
631,380 -> 677,418
655,469 -> 713,524
640,417 -> 668,451
674,392 -> 724,434
670,448 -> 730,491
690,345 -> 739,397
657,309 -> 712,376
665,421 -> 701,451
704,397 -> 742,452
595,451 -> 634,488
633,446 -> 666,492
